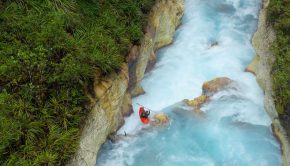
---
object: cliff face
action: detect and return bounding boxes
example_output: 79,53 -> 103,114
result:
68,1 -> 184,165
249,0 -> 290,165
128,0 -> 184,96
67,65 -> 129,166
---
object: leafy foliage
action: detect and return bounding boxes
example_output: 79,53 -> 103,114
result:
0,0 -> 154,165
267,0 -> 290,114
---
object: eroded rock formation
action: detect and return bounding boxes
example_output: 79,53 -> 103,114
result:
68,1 -> 184,165
248,0 -> 290,165
202,77 -> 233,97
185,77 -> 233,116
128,0 -> 184,97
151,112 -> 170,126
68,65 -> 129,166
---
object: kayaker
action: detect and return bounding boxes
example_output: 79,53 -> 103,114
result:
139,106 -> 150,124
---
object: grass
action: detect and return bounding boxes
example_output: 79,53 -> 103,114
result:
0,0 -> 155,165
267,0 -> 290,114
267,0 -> 290,136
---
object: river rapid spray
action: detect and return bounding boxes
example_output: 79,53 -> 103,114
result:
96,0 -> 281,165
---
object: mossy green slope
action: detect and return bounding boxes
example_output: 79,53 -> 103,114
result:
267,0 -> 290,133
0,0 -> 154,165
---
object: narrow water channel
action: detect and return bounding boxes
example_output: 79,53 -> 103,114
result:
96,0 -> 281,165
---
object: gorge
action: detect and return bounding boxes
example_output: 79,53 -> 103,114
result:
1,0 -> 289,165
95,0 -> 287,165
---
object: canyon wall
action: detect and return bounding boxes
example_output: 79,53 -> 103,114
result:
248,0 -> 290,165
68,0 -> 184,165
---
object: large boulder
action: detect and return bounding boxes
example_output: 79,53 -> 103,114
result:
151,112 -> 170,126
185,77 -> 233,116
202,77 -> 233,96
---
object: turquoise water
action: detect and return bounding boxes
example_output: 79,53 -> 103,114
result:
96,0 -> 281,165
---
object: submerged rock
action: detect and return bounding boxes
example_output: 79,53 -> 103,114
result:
202,77 -> 233,96
151,112 -> 170,126
184,95 -> 208,117
185,77 -> 233,116
185,95 -> 209,109
210,41 -> 218,48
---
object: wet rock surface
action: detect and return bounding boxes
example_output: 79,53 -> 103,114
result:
185,77 -> 233,116
202,77 -> 233,97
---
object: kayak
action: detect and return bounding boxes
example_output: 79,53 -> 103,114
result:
139,106 -> 150,124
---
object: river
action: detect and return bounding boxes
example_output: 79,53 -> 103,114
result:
96,0 -> 281,165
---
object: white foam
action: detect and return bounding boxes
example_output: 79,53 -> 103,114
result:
119,0 -> 264,134
101,0 -> 281,165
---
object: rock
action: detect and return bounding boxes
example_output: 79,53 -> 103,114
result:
151,112 -> 170,126
251,0 -> 290,165
271,120 -> 290,165
185,95 -> 209,109
121,92 -> 133,117
245,55 -> 259,76
151,0 -> 184,49
108,132 -> 136,143
108,112 -> 170,143
251,0 -> 277,119
210,41 -> 218,47
184,77 -> 232,116
128,0 -> 184,97
145,50 -> 157,72
126,45 -> 139,63
184,97 -> 207,118
68,65 -> 129,166
134,36 -> 154,84
202,77 -> 233,96
69,0 -> 185,165
131,83 -> 145,98
94,77 -> 113,99
193,108 -> 206,118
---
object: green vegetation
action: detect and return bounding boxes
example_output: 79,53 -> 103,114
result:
267,0 -> 290,114
0,0 -> 154,165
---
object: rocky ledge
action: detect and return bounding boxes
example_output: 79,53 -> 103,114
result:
247,0 -> 290,165
67,0 -> 184,165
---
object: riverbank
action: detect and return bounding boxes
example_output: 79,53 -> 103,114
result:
0,1 -> 157,165
106,0 -> 280,165
248,0 -> 290,165
68,1 -> 184,165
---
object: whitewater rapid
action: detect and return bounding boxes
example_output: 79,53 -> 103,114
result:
96,0 -> 281,165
